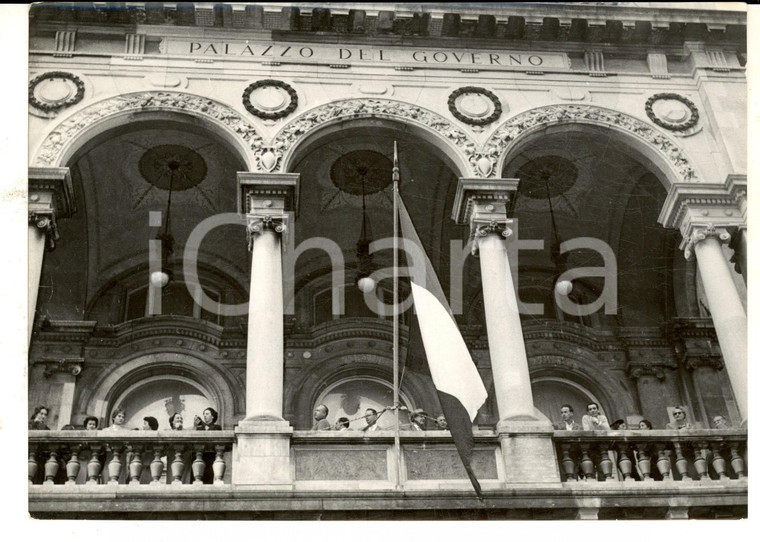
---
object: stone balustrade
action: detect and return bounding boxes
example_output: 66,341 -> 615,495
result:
553,429 -> 747,483
290,430 -> 501,490
28,430 -> 234,486
28,428 -> 747,489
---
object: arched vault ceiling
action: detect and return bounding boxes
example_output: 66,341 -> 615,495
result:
290,126 -> 462,285
504,128 -> 666,269
71,121 -> 248,297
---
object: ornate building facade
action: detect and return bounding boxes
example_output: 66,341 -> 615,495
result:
27,3 -> 747,519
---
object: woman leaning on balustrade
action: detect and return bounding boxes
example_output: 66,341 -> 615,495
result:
29,406 -> 50,430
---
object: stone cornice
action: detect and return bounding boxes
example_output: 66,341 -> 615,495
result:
28,167 -> 77,249
658,179 -> 745,255
237,172 -> 300,216
28,167 -> 76,218
521,321 -> 621,353
29,3 -> 746,41
86,316 -> 225,347
35,320 -> 97,342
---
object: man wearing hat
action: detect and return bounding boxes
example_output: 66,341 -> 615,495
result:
409,408 -> 427,431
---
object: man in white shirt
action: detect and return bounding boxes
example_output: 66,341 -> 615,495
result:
581,402 -> 610,430
362,408 -> 380,432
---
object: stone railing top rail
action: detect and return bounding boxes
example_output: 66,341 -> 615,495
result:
28,429 -> 236,445
553,428 -> 746,444
291,429 -> 498,443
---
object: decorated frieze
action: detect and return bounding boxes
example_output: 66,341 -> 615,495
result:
481,104 -> 699,182
33,91 -> 263,167
267,98 -> 476,174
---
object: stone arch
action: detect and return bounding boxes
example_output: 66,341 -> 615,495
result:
483,104 -> 702,187
265,98 -> 478,177
528,350 -> 638,422
31,91 -> 261,169
285,349 -> 436,429
78,351 -> 240,429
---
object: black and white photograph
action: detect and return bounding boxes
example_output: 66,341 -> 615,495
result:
10,1 -> 753,524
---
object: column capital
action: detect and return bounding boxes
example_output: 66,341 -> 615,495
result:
683,224 -> 731,259
237,172 -> 299,251
37,357 -> 84,378
626,361 -> 677,381
658,176 -> 746,258
28,167 -> 76,250
452,178 -> 519,256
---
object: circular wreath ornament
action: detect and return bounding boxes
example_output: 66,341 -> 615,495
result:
242,79 -> 298,120
448,86 -> 502,126
29,71 -> 85,112
645,93 -> 699,132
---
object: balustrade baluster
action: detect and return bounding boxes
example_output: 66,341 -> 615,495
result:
192,446 -> 206,485
710,444 -> 728,480
28,446 -> 39,484
580,444 -> 595,481
213,445 -> 226,485
655,444 -> 671,480
66,446 -> 81,484
693,442 -> 709,480
87,445 -> 103,484
673,442 -> 690,481
44,449 -> 59,484
129,445 -> 143,484
560,444 -> 577,481
150,447 -> 164,483
599,446 -> 613,480
171,445 -> 185,484
108,446 -> 123,484
729,443 -> 746,478
635,443 -> 651,480
617,445 -> 632,481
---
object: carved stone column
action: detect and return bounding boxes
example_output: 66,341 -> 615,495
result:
453,178 -> 547,425
28,167 -> 75,344
233,172 -> 298,489
659,179 -> 747,422
453,178 -> 557,485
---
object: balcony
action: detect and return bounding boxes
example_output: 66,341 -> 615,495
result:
29,428 -> 747,519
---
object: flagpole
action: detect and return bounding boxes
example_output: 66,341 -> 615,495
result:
392,141 -> 402,491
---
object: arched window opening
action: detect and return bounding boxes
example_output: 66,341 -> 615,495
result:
110,377 -> 216,431
124,281 -> 222,324
314,377 -> 413,431
312,284 -> 408,326
532,377 -> 604,425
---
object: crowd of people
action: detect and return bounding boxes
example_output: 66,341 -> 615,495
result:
28,402 -> 734,432
553,403 -> 732,431
310,404 -> 449,432
29,406 -> 223,431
